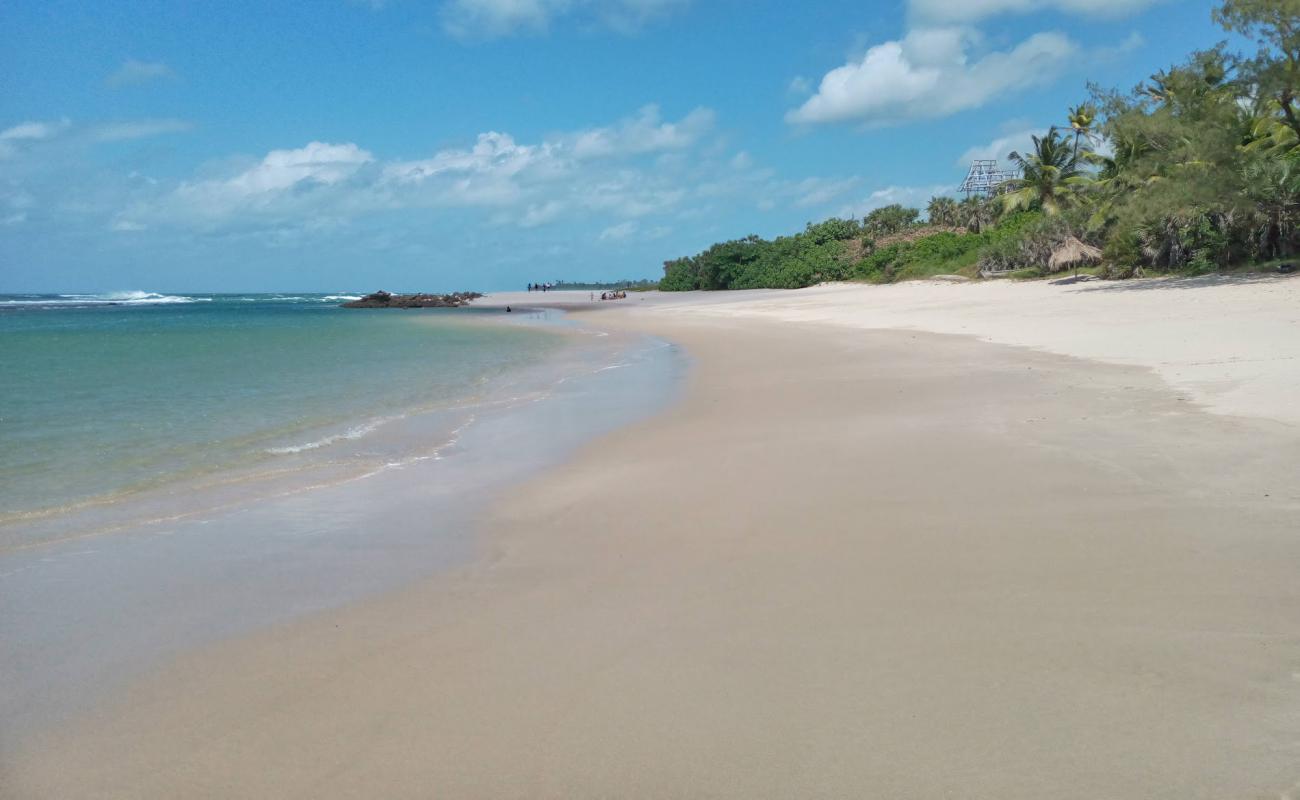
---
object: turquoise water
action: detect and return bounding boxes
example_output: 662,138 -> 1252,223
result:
0,292 -> 562,529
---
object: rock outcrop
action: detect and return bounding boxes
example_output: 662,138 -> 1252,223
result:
341,290 -> 483,309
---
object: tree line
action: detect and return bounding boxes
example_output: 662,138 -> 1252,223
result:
660,0 -> 1300,290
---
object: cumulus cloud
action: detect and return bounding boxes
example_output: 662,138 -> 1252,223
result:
787,27 -> 1077,127
565,105 -> 714,159
441,0 -> 689,38
118,142 -> 377,229
113,107 -> 728,233
788,0 -> 1152,129
105,59 -> 176,88
910,0 -> 1164,24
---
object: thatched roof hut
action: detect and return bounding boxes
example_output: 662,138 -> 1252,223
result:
1048,237 -> 1103,273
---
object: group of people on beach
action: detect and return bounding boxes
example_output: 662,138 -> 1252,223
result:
526,282 -> 627,301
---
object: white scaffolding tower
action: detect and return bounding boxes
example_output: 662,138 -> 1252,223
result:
959,160 -> 1018,198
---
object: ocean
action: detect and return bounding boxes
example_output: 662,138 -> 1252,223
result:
0,292 -> 571,544
0,290 -> 683,734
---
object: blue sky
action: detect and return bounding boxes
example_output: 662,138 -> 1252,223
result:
1,0 -> 1226,292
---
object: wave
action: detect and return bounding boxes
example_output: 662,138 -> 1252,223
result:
264,417 -> 391,455
321,295 -> 362,302
1,291 -> 205,307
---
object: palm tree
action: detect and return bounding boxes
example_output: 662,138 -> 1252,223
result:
1001,128 -> 1086,215
1144,70 -> 1175,106
957,195 -> 995,233
1066,103 -> 1098,160
1242,157 -> 1300,260
1245,99 -> 1300,159
926,196 -> 959,226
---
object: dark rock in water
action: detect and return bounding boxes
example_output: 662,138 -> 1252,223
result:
342,290 -> 483,309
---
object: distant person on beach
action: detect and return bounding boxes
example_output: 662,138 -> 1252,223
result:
506,306 -> 512,312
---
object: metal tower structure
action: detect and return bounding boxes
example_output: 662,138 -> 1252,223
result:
959,159 -> 1018,198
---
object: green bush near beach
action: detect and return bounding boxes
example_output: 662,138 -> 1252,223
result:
659,0 -> 1300,290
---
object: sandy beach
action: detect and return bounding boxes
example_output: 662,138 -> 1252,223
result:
7,277 -> 1300,799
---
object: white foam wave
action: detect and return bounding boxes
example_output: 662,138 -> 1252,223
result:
2,291 -> 203,307
321,295 -> 362,301
265,418 -> 388,455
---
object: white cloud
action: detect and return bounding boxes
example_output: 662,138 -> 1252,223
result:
122,142 -> 377,228
3,212 -> 27,226
105,59 -> 177,88
598,220 -> 638,240
0,117 -> 191,158
379,107 -> 710,216
114,107 -> 725,233
1,119 -> 71,141
226,142 -> 374,194
836,183 -> 956,219
787,0 -> 1148,129
788,176 -> 861,208
440,0 -> 688,38
958,127 -> 1047,166
519,200 -> 565,227
565,105 -> 714,159
910,0 -> 1164,24
383,131 -> 543,206
0,119 -> 72,158
788,27 -> 1077,127
92,119 -> 193,141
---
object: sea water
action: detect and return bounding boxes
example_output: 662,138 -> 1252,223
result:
0,292 -> 563,544
0,290 -> 684,736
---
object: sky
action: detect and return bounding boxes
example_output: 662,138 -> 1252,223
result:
0,0 -> 1229,292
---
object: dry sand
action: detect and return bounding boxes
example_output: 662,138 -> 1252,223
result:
630,274 -> 1300,428
7,281 -> 1300,798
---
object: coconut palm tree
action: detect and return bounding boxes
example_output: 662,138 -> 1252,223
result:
1066,103 -> 1098,160
1001,128 -> 1086,215
957,195 -> 995,233
1244,99 -> 1300,159
926,196 -> 959,226
1145,70 -> 1175,106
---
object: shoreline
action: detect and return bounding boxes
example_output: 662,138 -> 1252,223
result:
8,284 -> 1300,798
0,311 -> 684,741
481,273 -> 1300,428
0,308 -> 580,552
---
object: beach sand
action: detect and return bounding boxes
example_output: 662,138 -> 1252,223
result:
6,280 -> 1300,798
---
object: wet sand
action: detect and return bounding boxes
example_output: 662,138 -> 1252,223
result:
6,294 -> 1300,798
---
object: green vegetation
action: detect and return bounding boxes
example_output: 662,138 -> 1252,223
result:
660,219 -> 864,290
659,0 -> 1300,290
